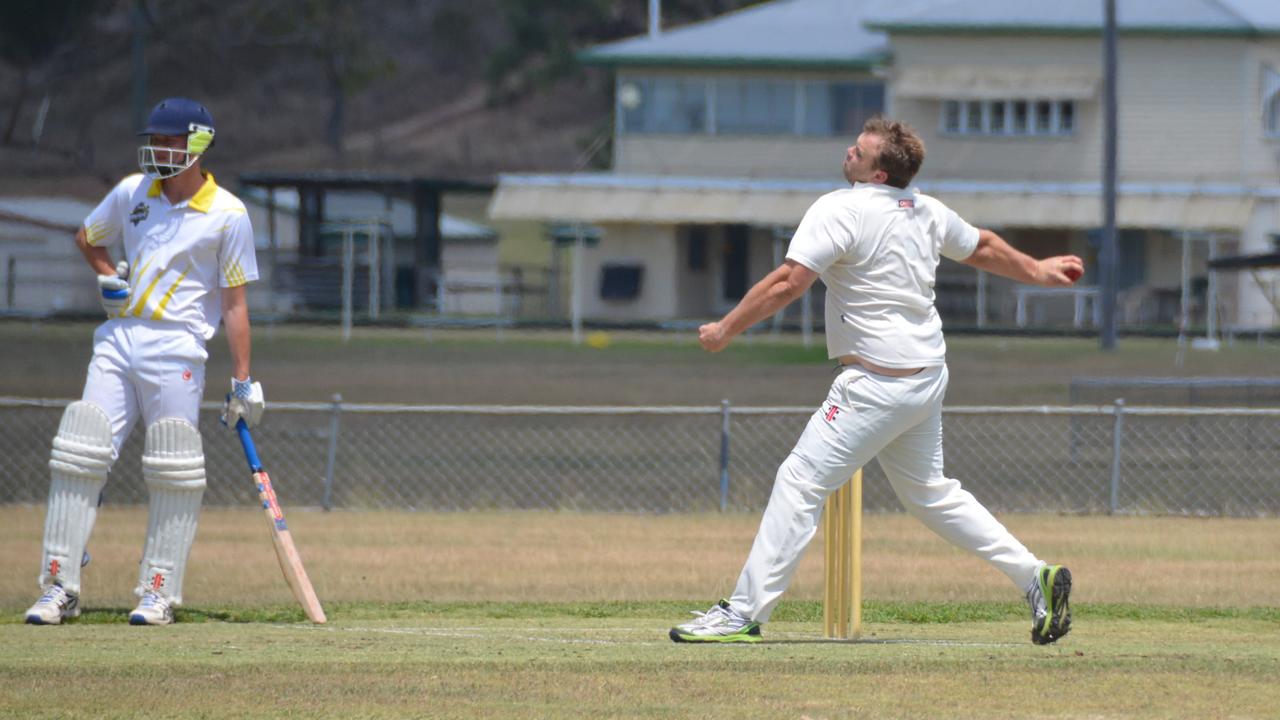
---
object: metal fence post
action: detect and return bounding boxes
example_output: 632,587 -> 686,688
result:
322,393 -> 342,511
1109,398 -> 1124,514
719,399 -> 731,512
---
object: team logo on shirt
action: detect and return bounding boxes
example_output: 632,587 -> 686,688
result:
129,202 -> 150,226
824,404 -> 842,422
898,199 -> 915,209
182,369 -> 192,381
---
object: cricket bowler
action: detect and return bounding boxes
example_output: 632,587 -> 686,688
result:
671,117 -> 1078,645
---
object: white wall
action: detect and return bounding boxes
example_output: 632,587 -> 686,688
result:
888,35 -> 1274,185
580,224 -> 678,320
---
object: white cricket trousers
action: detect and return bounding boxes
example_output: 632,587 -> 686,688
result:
84,318 -> 208,454
729,364 -> 1042,623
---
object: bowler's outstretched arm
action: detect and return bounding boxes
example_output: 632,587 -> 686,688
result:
961,228 -> 1084,287
699,260 -> 819,352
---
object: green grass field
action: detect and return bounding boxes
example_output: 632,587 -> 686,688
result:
3,609 -> 1277,719
3,324 -> 1278,717
2,509 -> 1278,718
4,320 -> 1278,405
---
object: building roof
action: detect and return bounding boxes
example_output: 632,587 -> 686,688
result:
239,187 -> 496,241
0,198 -> 93,233
864,0 -> 1280,36
1208,252 -> 1280,270
578,0 -> 897,70
238,172 -> 493,193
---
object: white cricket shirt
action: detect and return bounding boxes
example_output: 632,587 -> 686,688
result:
83,172 -> 258,340
786,183 -> 979,368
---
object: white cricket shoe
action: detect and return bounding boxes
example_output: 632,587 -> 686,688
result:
25,584 -> 80,625
669,599 -> 762,643
129,590 -> 174,626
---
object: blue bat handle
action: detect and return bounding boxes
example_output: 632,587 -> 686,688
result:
235,418 -> 265,473
102,288 -> 129,299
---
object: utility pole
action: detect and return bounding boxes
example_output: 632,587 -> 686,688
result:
1100,0 -> 1119,350
131,0 -> 148,132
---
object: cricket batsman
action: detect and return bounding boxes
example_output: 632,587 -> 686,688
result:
670,117 -> 1078,645
25,97 -> 265,625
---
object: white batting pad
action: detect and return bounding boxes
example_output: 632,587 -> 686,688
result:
40,402 -> 113,595
138,418 -> 206,605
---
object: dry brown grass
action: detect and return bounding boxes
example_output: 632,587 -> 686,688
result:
3,506 -> 1277,611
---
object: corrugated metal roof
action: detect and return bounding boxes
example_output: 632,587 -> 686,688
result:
239,187 -> 496,240
0,197 -> 94,227
864,0 -> 1280,34
579,0 -> 897,70
581,0 -> 1280,72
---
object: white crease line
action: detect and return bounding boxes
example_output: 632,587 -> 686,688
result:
280,624 -> 1019,648
282,624 -> 661,646
766,630 -> 1020,647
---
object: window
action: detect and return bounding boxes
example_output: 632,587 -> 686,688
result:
990,101 -> 1007,133
939,98 -> 1075,137
1035,101 -> 1053,133
802,81 -> 885,136
1264,67 -> 1280,137
599,264 -> 644,300
686,227 -> 708,272
942,100 -> 962,133
721,225 -> 750,302
1059,101 -> 1075,132
965,101 -> 983,133
715,78 -> 795,135
1012,101 -> 1029,134
618,74 -> 884,138
620,77 -> 707,134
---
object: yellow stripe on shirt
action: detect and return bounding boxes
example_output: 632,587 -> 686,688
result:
84,222 -> 114,247
223,260 -> 247,288
151,263 -> 192,321
130,265 -> 167,317
116,256 -> 153,317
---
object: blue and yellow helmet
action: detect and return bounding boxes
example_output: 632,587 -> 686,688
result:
136,97 -> 216,179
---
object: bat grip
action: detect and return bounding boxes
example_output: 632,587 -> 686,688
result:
235,418 -> 265,473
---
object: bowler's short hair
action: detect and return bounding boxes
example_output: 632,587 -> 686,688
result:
863,117 -> 925,189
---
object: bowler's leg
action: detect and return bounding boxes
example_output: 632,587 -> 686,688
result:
876,409 -> 1042,591
728,371 -> 902,623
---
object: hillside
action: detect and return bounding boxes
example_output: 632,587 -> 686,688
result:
0,0 -> 759,199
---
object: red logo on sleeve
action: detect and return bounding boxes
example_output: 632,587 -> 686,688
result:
182,369 -> 192,381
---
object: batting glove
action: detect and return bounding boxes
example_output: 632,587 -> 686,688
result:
97,260 -> 130,317
222,377 -> 265,429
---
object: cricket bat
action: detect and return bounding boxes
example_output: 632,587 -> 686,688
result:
234,419 -> 327,624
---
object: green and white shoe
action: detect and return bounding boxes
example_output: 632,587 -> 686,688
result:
669,599 -> 761,643
1027,564 -> 1072,645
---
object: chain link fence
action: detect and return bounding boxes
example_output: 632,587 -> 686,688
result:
1,398 -> 1278,517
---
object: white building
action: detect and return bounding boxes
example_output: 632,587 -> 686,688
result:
489,0 -> 1280,332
